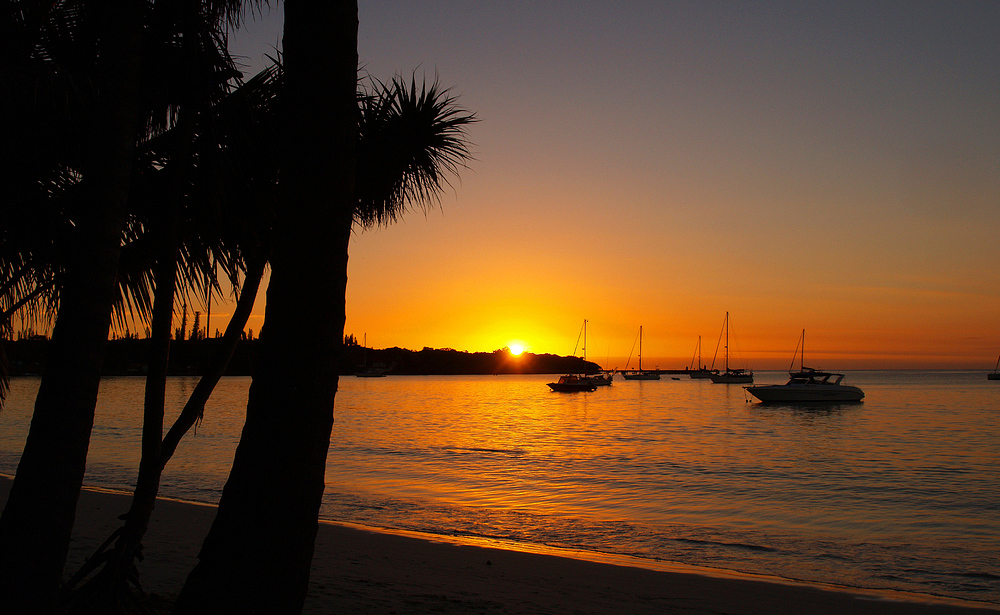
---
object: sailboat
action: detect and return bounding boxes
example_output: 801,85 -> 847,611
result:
355,333 -> 389,377
745,330 -> 864,402
709,312 -> 753,384
577,320 -> 613,386
547,320 -> 609,391
989,354 -> 1000,380
621,326 -> 660,380
687,335 -> 717,379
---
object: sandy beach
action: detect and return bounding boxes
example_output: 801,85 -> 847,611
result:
1,476 -> 995,614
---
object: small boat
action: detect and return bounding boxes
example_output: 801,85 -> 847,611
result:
745,330 -> 864,402
709,312 -> 753,384
710,368 -> 752,384
547,374 -> 598,392
580,371 -> 614,386
621,326 -> 660,380
578,320 -> 613,386
687,335 -> 717,379
547,320 -> 611,391
990,354 -> 1000,380
355,334 -> 389,377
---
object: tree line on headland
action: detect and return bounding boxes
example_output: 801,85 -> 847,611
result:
5,337 -> 600,377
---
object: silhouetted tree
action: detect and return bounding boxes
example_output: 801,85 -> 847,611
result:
0,2 -> 256,611
174,2 -> 358,611
0,2 -> 146,611
57,4 -> 266,611
170,9 -> 476,606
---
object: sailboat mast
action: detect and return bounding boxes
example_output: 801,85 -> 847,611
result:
691,335 -> 702,370
801,329 -> 805,370
638,326 -> 642,371
583,319 -> 587,361
724,312 -> 729,372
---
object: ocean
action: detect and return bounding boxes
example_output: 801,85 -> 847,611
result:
1,371 -> 997,605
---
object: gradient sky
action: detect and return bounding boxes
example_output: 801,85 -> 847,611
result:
221,1 -> 1000,370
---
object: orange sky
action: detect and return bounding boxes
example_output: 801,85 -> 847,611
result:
209,2 -> 1000,370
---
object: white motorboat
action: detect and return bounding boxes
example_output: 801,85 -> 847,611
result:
745,368 -> 864,402
745,330 -> 864,402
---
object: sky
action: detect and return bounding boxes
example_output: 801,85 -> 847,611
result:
219,1 -> 1000,370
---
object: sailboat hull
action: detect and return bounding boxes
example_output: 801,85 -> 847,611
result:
581,373 -> 614,386
621,371 -> 660,380
710,372 -> 753,384
688,369 -> 716,379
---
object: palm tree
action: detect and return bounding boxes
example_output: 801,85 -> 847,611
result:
0,3 -> 147,610
67,55 -> 474,609
58,5 -> 249,611
65,61 -> 275,612
0,1 -> 252,610
172,4 -> 359,611
174,55 -> 476,615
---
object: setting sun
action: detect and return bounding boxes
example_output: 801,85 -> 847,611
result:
508,342 -> 526,356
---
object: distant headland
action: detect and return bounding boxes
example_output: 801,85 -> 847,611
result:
4,338 -> 602,377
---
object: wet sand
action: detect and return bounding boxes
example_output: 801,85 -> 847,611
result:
1,476 -> 996,614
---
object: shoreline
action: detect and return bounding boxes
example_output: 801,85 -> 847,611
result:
2,476 -> 997,613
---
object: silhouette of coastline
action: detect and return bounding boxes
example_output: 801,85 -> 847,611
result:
4,338 -> 601,377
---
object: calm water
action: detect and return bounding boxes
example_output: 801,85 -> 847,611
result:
2,371 -> 998,604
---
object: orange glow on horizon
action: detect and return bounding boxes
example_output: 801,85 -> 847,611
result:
202,6 -> 1000,373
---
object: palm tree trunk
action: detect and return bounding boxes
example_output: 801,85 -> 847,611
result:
65,257 -> 264,603
79,212 -> 179,609
0,3 -> 144,611
174,2 -> 358,612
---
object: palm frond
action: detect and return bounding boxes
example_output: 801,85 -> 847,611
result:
355,73 -> 477,229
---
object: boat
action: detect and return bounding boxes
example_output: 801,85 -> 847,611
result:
745,330 -> 864,402
547,374 -> 598,392
687,335 -> 717,379
355,333 -> 389,377
577,320 -> 613,386
355,366 -> 389,378
547,320 -> 612,390
581,371 -> 614,386
990,354 -> 1000,380
621,326 -> 660,380
709,312 -> 753,384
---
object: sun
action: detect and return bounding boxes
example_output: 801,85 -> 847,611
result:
508,342 -> 526,356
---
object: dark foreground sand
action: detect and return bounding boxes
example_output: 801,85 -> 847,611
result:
1,476 -> 996,614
